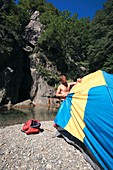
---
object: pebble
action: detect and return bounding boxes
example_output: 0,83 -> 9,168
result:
0,121 -> 93,170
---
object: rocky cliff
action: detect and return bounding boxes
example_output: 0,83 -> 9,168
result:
0,11 -> 59,106
24,11 -> 59,105
23,11 -> 43,52
0,52 -> 32,106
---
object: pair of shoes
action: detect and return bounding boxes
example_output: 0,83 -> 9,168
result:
22,120 -> 41,135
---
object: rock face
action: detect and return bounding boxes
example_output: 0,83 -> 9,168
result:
0,53 -> 33,105
24,11 -> 43,52
30,68 -> 57,106
0,88 -> 5,103
0,11 -> 58,106
24,11 -> 58,105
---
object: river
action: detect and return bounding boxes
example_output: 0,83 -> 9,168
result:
0,106 -> 58,127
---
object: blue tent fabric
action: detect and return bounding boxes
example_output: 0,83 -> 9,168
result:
54,70 -> 113,170
54,93 -> 74,128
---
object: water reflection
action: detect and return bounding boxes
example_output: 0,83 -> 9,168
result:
0,106 -> 58,127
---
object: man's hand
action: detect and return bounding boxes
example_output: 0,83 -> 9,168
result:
77,78 -> 82,83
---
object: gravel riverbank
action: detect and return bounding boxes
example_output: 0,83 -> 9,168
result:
0,121 -> 93,170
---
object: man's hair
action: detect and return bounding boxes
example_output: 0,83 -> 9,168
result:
60,75 -> 66,81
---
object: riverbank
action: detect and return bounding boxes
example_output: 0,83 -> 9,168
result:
0,121 -> 93,170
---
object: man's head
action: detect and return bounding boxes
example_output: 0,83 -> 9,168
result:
60,75 -> 67,84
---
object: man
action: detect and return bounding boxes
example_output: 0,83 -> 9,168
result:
56,75 -> 82,100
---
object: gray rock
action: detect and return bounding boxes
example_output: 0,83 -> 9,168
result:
32,76 -> 56,105
0,88 -> 6,103
13,99 -> 32,108
24,11 -> 43,47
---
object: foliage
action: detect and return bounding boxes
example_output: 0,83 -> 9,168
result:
0,0 -> 113,86
87,0 -> 113,73
38,10 -> 90,79
0,0 -> 23,67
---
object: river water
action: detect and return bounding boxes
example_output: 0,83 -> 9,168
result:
0,106 -> 58,127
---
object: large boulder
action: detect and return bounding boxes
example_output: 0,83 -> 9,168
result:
13,99 -> 32,108
30,69 -> 56,106
24,11 -> 43,52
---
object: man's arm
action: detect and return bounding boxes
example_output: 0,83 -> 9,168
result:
68,82 -> 77,90
56,86 -> 62,97
69,78 -> 82,85
68,78 -> 82,90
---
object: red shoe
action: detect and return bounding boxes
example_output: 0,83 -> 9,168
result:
22,120 -> 32,131
25,127 -> 40,135
53,123 -> 58,128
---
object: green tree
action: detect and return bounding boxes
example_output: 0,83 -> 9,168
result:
38,10 -> 90,79
0,0 -> 23,66
87,0 -> 113,73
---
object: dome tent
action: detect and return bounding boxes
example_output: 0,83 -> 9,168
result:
54,70 -> 113,170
